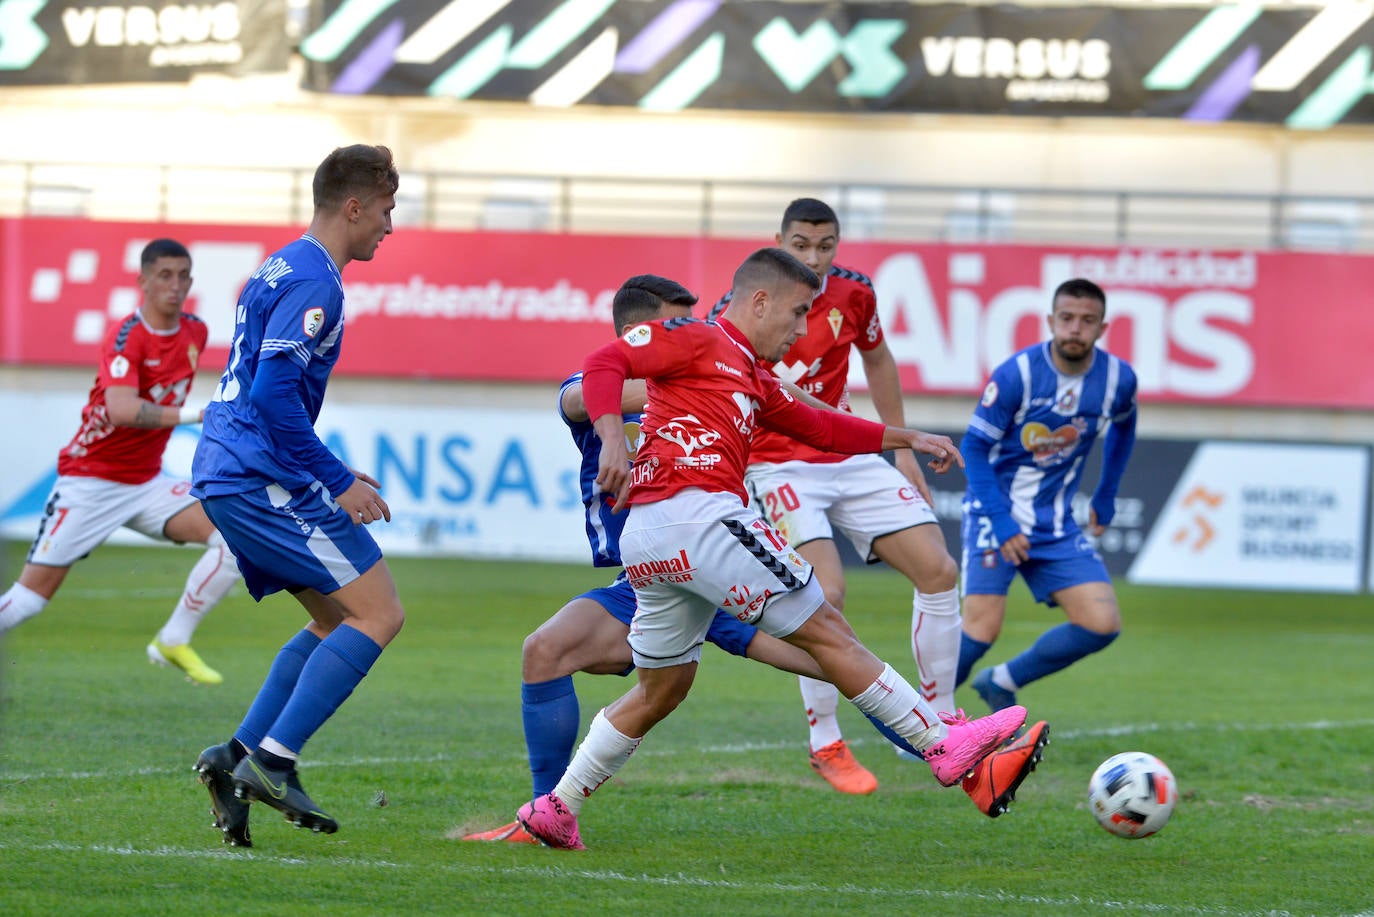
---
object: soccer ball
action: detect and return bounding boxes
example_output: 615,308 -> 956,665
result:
1087,751 -> 1178,838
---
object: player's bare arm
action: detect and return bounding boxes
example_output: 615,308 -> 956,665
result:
105,385 -> 198,429
591,414 -> 631,510
560,380 -> 650,424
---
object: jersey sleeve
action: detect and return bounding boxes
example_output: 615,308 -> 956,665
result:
97,321 -> 143,391
853,283 -> 884,352
583,319 -> 700,420
259,279 -> 340,369
758,380 -> 885,454
965,362 -> 1023,446
557,371 -> 583,429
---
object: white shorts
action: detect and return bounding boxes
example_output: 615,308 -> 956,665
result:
745,454 -> 938,562
25,473 -> 199,567
620,488 -> 824,669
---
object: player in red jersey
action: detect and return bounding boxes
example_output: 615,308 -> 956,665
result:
0,239 -> 239,685
514,248 -> 1030,850
709,198 -> 968,794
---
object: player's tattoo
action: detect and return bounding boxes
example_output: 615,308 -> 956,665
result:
132,401 -> 167,428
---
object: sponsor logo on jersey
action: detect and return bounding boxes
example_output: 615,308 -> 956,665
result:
303,308 -> 325,338
1022,418 -> 1086,465
657,414 -> 721,456
625,548 -> 696,588
772,357 -> 822,384
623,324 -> 652,347
109,355 -> 130,379
631,457 -> 657,487
730,392 -> 759,436
981,380 -> 999,407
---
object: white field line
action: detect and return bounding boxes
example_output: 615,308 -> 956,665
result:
0,839 -> 1333,917
4,717 -> 1374,784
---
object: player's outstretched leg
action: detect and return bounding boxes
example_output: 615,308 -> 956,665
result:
923,706 -> 1026,786
960,720 -> 1050,817
232,752 -> 338,834
195,743 -> 251,847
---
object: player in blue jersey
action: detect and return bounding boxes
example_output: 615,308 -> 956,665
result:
463,274 -> 859,844
189,144 -> 402,847
957,277 -> 1138,714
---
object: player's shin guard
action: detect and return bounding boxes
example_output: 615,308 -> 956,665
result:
0,583 -> 48,634
234,629 -> 322,750
522,676 -> 580,799
799,675 -> 843,749
957,631 -> 993,688
1005,623 -> 1118,689
553,708 -> 642,816
849,663 -> 945,751
912,588 -> 961,715
159,532 -> 240,645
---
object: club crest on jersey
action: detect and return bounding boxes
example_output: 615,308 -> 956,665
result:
109,355 -> 130,379
1055,385 -> 1081,415
827,307 -> 843,339
981,381 -> 999,407
623,324 -> 652,347
187,344 -> 199,370
302,308 -> 326,338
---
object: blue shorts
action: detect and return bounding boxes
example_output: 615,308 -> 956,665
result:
202,483 -> 383,601
587,572 -> 759,660
960,516 -> 1109,607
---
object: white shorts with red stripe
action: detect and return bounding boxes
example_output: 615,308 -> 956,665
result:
620,488 -> 824,669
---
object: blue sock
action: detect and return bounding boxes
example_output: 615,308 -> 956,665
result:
521,675 -> 579,799
266,624 -> 383,754
235,629 -> 321,750
864,712 -> 924,760
1006,623 -> 1118,689
957,631 -> 992,688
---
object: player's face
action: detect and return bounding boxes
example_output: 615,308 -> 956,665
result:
138,256 -> 192,321
348,192 -> 396,262
776,221 -> 839,276
757,280 -> 814,361
1048,294 -> 1107,366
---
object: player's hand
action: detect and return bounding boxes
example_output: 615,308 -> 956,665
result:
1088,507 -> 1106,537
1000,532 -> 1031,565
893,448 -> 934,508
901,430 -> 963,474
338,475 -> 390,525
595,426 -> 632,512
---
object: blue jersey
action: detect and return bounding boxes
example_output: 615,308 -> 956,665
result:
193,235 -> 348,497
963,342 -> 1137,544
559,371 -> 641,568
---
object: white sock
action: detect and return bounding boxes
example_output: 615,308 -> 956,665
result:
991,664 -> 1020,693
259,737 -> 298,761
911,587 -> 962,715
553,708 -> 641,816
800,675 -> 844,749
157,533 -> 238,646
0,583 -> 49,634
849,663 -> 947,751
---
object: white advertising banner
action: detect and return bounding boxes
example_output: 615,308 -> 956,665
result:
0,393 -> 589,564
1128,442 -> 1370,593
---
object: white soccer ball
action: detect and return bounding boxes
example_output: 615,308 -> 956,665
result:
1087,751 -> 1178,838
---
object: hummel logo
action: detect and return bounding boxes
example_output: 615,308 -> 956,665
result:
245,760 -> 288,799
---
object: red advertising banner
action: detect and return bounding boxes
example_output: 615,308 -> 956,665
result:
2,217 -> 1371,409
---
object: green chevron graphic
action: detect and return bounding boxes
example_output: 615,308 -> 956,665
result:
0,0 -> 48,70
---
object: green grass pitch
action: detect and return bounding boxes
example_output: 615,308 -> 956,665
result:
1,543 -> 1372,916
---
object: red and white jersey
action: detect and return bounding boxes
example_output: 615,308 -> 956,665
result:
57,311 -> 207,484
581,316 -> 884,507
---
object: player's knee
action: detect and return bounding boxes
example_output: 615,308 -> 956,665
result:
522,628 -> 561,680
920,555 -> 959,593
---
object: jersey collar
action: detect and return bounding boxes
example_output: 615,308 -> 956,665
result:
714,317 -> 759,361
